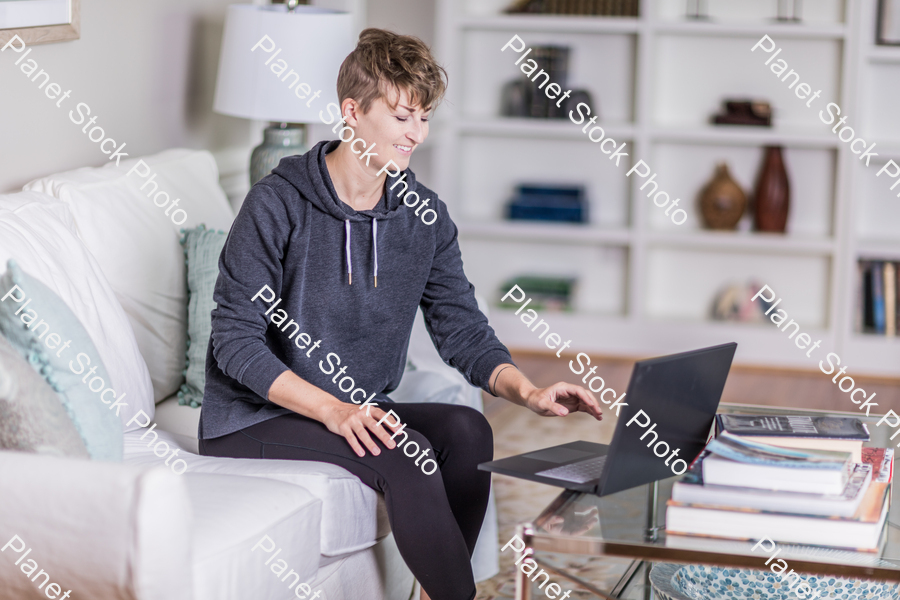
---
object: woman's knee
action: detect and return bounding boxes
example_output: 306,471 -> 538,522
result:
440,405 -> 493,459
389,428 -> 440,475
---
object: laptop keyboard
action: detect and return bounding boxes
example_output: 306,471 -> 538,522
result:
535,455 -> 608,484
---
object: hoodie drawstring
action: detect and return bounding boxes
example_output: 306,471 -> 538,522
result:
344,218 -> 379,287
345,220 -> 352,285
373,218 -> 378,288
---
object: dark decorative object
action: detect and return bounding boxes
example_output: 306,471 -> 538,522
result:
686,0 -> 708,20
505,0 -> 639,17
711,100 -> 772,127
561,89 -> 595,119
754,146 -> 790,233
699,163 -> 747,230
776,0 -> 802,22
877,0 -> 900,45
506,184 -> 588,223
500,80 -> 532,118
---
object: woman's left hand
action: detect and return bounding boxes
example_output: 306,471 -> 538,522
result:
523,382 -> 603,420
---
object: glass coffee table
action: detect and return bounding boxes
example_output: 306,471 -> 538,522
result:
513,404 -> 900,600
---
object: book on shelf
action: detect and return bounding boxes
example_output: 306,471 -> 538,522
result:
886,261 -> 896,337
506,184 -> 588,223
858,258 -> 900,336
715,414 -> 869,463
874,260 -> 886,333
504,0 -> 639,16
497,275 -> 576,311
702,432 -> 854,495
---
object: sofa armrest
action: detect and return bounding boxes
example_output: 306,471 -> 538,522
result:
0,451 -> 192,600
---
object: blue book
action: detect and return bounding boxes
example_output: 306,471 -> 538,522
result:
506,184 -> 588,223
873,261 -> 886,334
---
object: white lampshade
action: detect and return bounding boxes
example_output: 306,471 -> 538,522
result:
213,4 -> 355,123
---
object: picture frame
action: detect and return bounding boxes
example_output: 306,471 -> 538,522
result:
0,0 -> 80,46
877,0 -> 900,46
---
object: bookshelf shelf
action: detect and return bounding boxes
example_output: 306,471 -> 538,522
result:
867,47 -> 900,63
646,232 -> 836,255
457,14 -> 641,34
434,0 -> 898,376
650,125 -> 840,149
651,20 -> 848,40
459,221 -> 632,245
856,242 -> 900,261
458,118 -> 636,140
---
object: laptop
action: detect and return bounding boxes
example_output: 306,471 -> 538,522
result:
479,342 -> 737,497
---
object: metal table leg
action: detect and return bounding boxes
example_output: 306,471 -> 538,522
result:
515,523 -> 534,600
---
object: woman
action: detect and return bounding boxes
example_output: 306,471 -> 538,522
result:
199,28 -> 602,600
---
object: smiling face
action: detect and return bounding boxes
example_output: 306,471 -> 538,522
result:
341,86 -> 430,174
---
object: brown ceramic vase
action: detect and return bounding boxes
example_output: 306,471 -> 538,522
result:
754,146 -> 790,233
699,163 -> 746,230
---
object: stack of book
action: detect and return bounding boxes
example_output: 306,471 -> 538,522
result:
858,259 -> 899,336
665,415 -> 892,552
506,184 -> 588,223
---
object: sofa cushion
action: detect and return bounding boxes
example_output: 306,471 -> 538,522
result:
0,191 -> 154,432
0,334 -> 89,458
179,226 -> 228,408
123,427 -> 390,557
24,150 -> 235,403
184,473 -> 322,600
0,450 -> 193,600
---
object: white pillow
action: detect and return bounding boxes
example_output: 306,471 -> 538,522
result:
0,191 -> 155,431
24,149 -> 235,403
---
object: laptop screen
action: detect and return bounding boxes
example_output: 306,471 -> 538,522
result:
595,342 -> 737,496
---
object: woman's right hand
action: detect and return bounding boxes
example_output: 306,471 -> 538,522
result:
318,400 -> 400,458
267,370 -> 401,458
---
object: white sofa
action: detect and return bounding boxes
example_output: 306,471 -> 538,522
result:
0,149 -> 498,600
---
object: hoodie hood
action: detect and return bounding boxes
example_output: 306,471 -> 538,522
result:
272,139 -> 415,223
272,139 -> 419,286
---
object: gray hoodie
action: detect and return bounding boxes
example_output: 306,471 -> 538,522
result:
199,140 -> 513,440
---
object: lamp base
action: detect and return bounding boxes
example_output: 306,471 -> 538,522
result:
250,123 -> 308,186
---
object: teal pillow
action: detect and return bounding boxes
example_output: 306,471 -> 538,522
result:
0,260 -> 123,461
178,225 -> 227,408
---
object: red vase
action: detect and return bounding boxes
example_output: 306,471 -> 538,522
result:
754,146 -> 790,233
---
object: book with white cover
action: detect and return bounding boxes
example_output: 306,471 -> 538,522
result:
665,480 -> 890,551
702,454 -> 851,495
672,462 -> 871,517
703,432 -> 852,494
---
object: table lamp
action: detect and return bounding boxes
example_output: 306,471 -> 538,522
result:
213,2 -> 355,185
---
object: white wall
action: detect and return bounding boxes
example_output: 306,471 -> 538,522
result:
366,0 -> 435,46
0,0 -> 437,195
0,0 -> 255,193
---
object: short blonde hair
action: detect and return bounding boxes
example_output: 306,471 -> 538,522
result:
336,28 -> 448,114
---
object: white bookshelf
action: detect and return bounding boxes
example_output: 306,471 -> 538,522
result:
431,0 -> 900,377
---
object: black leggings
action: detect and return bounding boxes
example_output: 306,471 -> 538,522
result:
199,402 -> 493,600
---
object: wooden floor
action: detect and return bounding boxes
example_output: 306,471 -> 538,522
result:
483,349 -> 900,417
